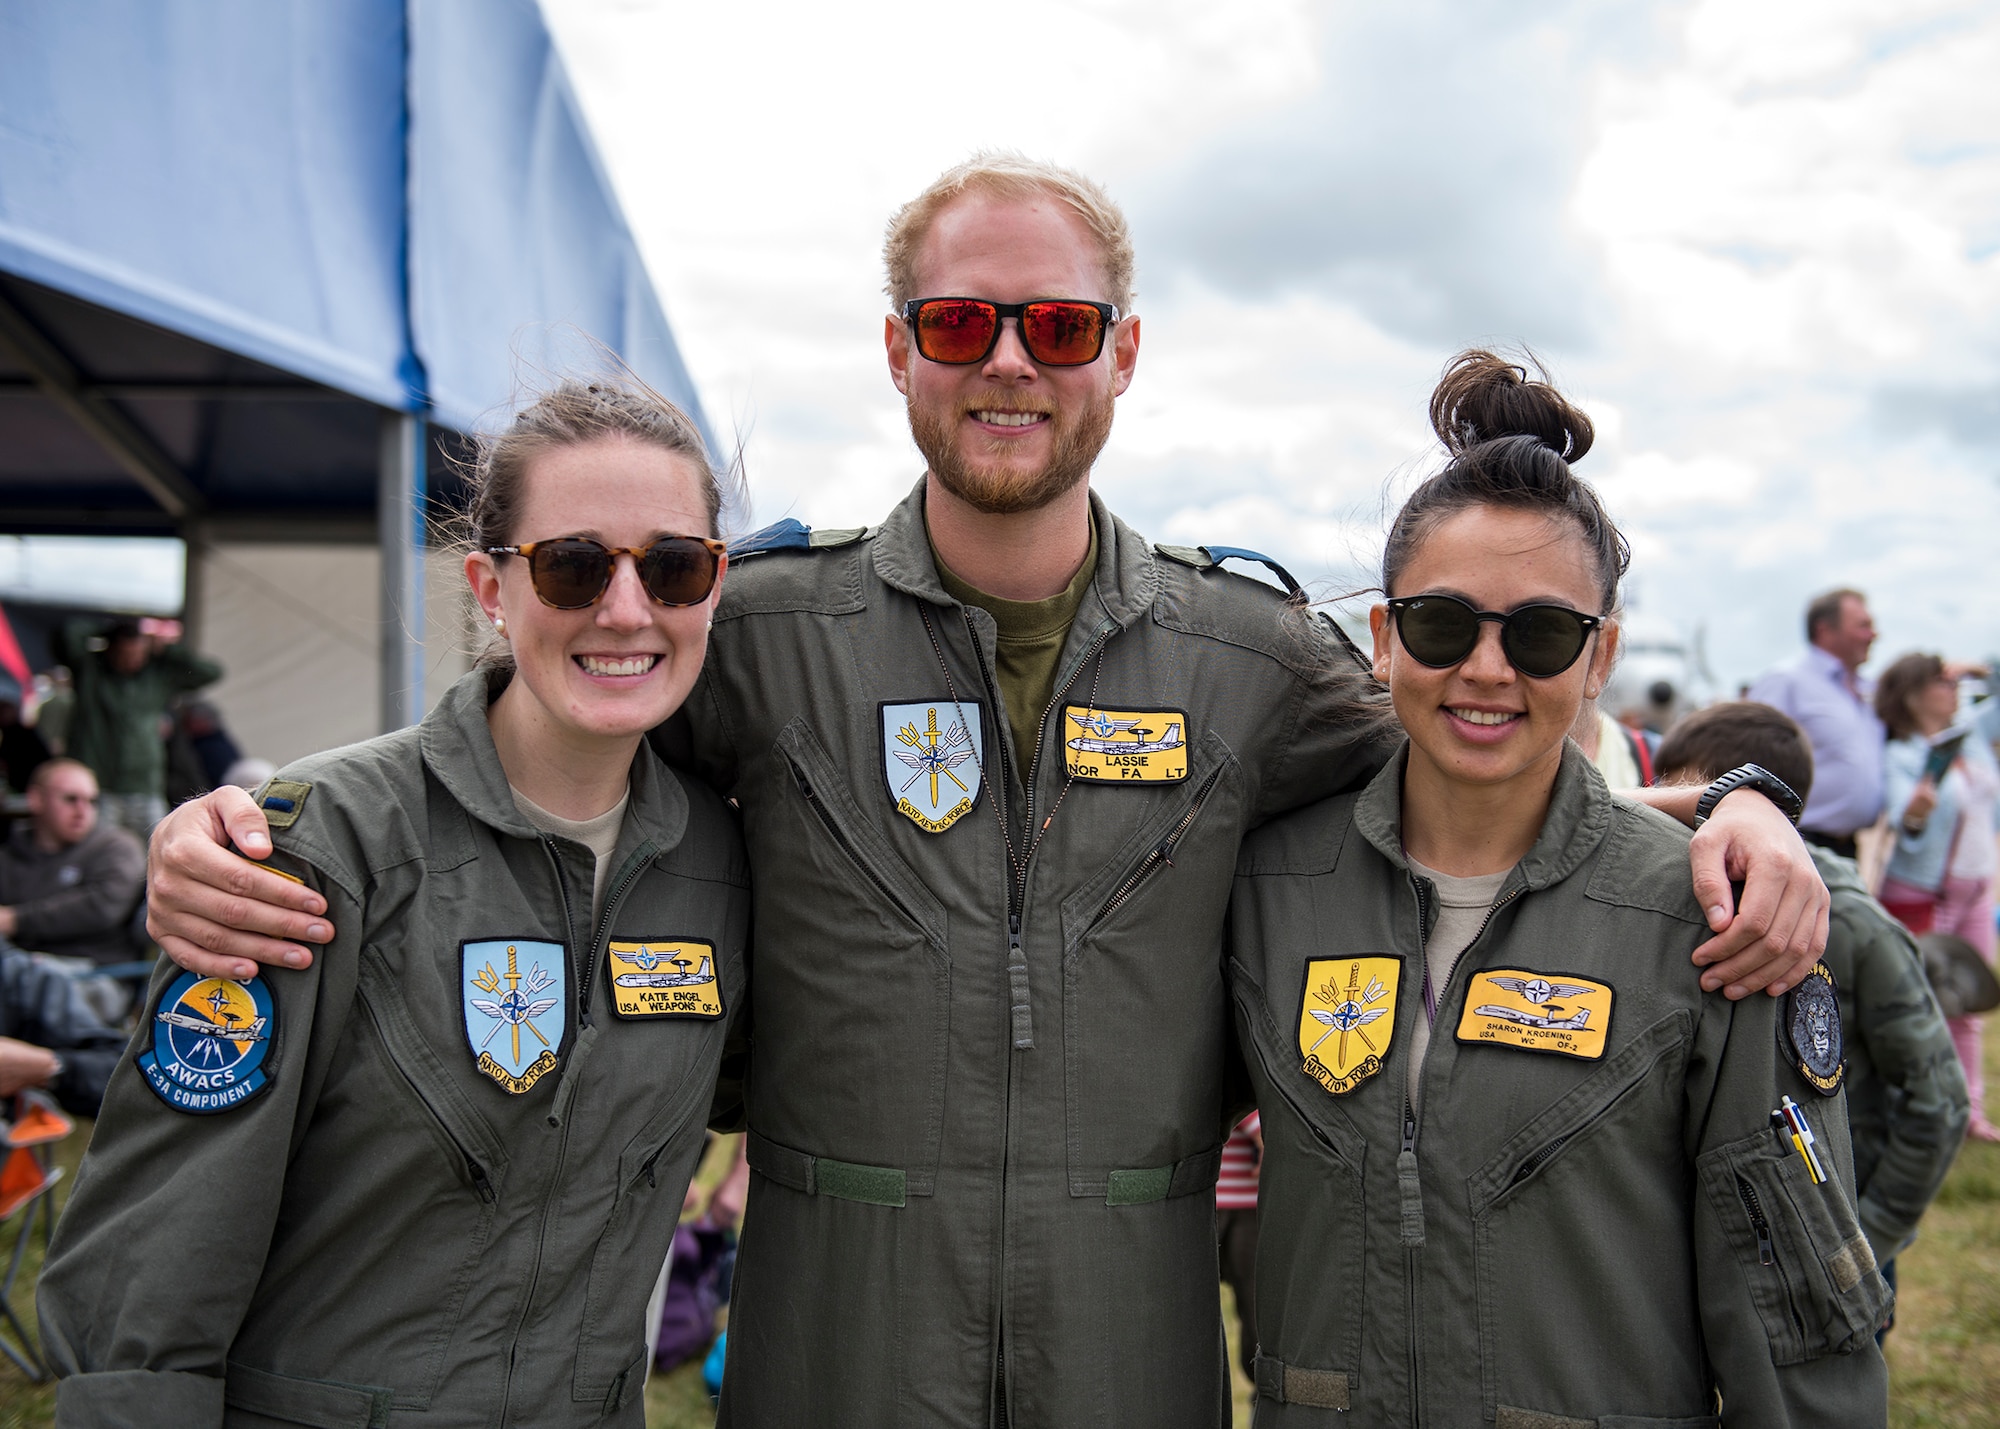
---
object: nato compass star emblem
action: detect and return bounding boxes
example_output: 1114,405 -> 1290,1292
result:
461,940 -> 567,1094
1298,956 -> 1401,1096
881,702 -> 983,833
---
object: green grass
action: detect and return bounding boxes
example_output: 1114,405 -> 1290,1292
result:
9,1047 -> 2000,1427
1884,1024 -> 2000,1427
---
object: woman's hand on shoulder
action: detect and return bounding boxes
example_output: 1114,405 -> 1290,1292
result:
1686,788 -> 1829,1000
147,787 -> 336,980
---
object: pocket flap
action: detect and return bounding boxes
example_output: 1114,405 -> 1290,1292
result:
358,947 -> 509,1192
777,720 -> 948,946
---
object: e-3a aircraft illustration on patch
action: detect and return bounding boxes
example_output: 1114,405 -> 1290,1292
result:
1066,715 -> 1186,755
1472,977 -> 1597,1031
611,946 -> 716,989
157,985 -> 269,1065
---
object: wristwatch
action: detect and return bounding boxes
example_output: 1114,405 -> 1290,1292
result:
1694,763 -> 1804,828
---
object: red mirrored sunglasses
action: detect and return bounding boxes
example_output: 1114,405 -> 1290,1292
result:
902,297 -> 1120,367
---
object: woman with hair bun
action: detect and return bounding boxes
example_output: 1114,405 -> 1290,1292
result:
1228,353 -> 1888,1425
39,377 -> 747,1426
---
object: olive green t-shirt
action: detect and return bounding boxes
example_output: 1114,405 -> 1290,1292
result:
933,519 -> 1099,773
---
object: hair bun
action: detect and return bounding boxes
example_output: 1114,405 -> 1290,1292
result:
1428,349 -> 1594,463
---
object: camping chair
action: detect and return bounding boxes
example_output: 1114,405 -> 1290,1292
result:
0,1091 -> 75,1381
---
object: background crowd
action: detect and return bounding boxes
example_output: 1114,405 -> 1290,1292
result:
0,615 -> 262,1122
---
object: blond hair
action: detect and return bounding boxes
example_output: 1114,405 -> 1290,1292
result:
883,152 -> 1135,312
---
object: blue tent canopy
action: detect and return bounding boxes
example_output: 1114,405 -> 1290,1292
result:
0,0 -> 709,724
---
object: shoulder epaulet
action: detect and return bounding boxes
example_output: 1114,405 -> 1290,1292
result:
729,519 -> 869,561
1155,543 -> 1304,599
1155,543 -> 1370,672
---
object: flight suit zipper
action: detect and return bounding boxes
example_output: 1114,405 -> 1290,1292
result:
788,758 -> 926,930
369,1013 -> 497,1205
1399,872 -> 1521,1425
1091,765 -> 1225,926
501,835 -> 646,1417
1736,1175 -> 1808,1344
958,609 -> 1115,1424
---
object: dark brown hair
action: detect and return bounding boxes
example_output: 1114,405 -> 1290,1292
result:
1654,701 -> 1815,803
466,377 -> 725,553
458,376 -> 731,670
1383,350 -> 1627,612
1805,588 -> 1865,645
1874,651 -> 1946,742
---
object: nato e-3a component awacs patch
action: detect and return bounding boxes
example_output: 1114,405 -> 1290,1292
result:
1063,706 -> 1189,783
462,940 -> 565,1094
1298,957 -> 1400,1095
139,972 -> 275,1114
1783,960 -> 1845,1095
1456,969 -> 1614,1060
882,701 -> 983,833
607,939 -> 723,1020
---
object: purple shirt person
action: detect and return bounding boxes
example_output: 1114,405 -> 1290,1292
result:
1749,587 -> 1884,853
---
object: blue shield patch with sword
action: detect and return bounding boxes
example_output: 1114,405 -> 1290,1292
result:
461,939 -> 567,1094
881,700 -> 983,833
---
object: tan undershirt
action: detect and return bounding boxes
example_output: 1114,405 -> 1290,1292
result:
1404,857 -> 1511,1113
511,786 -> 630,924
932,518 -> 1100,771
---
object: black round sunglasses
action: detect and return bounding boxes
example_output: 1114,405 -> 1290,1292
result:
1387,594 -> 1604,678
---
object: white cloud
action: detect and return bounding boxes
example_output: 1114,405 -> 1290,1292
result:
542,0 -> 2000,692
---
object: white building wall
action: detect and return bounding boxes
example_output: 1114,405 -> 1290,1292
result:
193,543 -> 476,768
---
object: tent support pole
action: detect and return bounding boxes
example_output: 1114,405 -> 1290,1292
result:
180,525 -> 206,647
378,411 -> 426,732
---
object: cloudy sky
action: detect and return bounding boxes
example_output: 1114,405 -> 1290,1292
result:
538,0 -> 1997,693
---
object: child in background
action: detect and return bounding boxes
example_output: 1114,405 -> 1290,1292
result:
1657,700 -> 1968,1336
1216,1112 -> 1261,1380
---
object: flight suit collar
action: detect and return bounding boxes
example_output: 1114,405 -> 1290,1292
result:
869,476 -> 1161,634
417,667 -> 690,854
1352,737 -> 1614,893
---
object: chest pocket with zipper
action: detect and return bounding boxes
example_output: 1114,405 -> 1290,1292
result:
1699,1121 -> 1891,1364
760,719 -> 952,1193
573,1052 -> 718,1404
1465,1014 -> 1713,1421
1057,733 -> 1240,1194
1229,958 -> 1373,1382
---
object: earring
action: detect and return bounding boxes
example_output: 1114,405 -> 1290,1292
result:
493,616 -> 507,638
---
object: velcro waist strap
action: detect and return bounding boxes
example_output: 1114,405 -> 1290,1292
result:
747,1130 -> 906,1207
1494,1409 -> 1598,1429
224,1362 -> 393,1429
1105,1143 -> 1226,1206
1252,1353 -> 1351,1410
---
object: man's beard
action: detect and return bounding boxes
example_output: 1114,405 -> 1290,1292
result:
909,387 -> 1116,516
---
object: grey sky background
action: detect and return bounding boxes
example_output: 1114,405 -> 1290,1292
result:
17,3 -> 1986,692
534,0 -> 1999,694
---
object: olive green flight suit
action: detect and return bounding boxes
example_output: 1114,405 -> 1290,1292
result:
674,481 -> 1381,1428
39,670 -> 750,1427
1228,743 -> 1890,1427
1810,846 -> 1968,1260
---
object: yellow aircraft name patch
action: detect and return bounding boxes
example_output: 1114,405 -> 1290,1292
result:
1063,706 -> 1189,782
1298,956 -> 1400,1096
1455,969 -> 1614,1061
607,940 -> 724,1020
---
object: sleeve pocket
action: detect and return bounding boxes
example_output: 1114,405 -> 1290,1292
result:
1699,1130 -> 1892,1365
